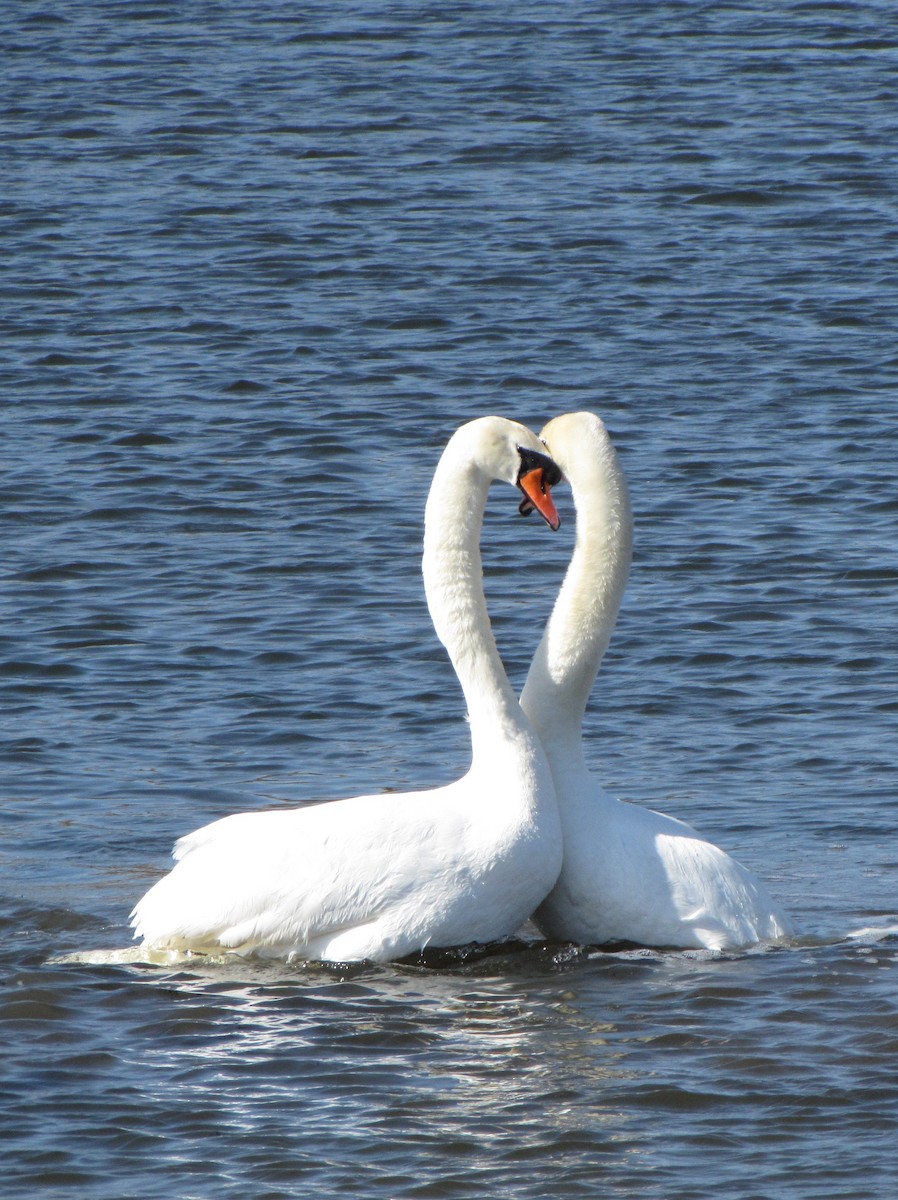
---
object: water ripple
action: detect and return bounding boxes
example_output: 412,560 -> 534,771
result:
4,0 -> 898,1196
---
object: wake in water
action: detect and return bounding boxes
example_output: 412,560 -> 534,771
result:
51,917 -> 898,976
843,920 -> 898,944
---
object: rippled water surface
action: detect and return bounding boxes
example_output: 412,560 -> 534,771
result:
3,2 -> 898,1197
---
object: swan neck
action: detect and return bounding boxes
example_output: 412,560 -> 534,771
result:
422,448 -> 529,760
521,443 -> 631,743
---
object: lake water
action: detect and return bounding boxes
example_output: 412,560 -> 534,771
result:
3,2 -> 898,1197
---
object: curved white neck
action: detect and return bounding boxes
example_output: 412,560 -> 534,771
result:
422,440 -> 532,766
521,436 -> 631,761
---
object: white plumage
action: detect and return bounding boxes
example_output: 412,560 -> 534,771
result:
132,416 -> 563,962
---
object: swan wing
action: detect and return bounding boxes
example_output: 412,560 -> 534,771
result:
652,822 -> 793,947
537,790 -> 791,950
130,789 -> 472,960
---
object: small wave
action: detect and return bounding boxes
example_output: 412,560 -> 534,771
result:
844,921 -> 898,944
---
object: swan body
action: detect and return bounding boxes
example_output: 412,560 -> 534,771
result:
522,412 -> 792,951
131,416 -> 564,963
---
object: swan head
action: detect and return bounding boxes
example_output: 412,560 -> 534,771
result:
455,416 -> 563,531
536,412 -> 619,491
535,410 -> 632,561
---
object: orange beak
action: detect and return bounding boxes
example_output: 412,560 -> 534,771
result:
519,467 -> 561,531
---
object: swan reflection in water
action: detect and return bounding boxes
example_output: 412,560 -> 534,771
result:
100,946 -> 643,1162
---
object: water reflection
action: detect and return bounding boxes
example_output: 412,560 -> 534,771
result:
94,951 -> 646,1172
24,925 -> 898,1197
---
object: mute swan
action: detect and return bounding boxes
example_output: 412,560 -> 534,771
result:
521,411 -> 792,950
131,416 -> 564,963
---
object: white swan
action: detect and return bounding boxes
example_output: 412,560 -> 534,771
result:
131,416 -> 564,963
520,411 -> 792,950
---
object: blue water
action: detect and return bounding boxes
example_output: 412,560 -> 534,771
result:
3,2 -> 898,1197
